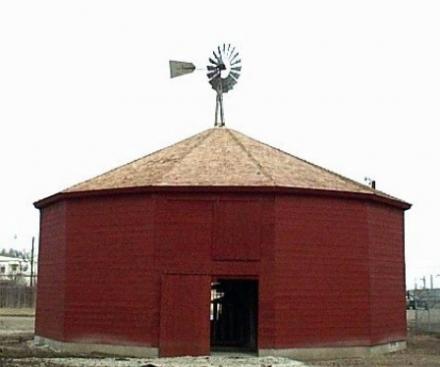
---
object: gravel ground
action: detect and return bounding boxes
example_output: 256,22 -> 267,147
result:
0,317 -> 307,366
2,333 -> 440,367
0,356 -> 307,367
1,313 -> 440,367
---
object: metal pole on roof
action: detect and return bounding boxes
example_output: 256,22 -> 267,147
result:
364,177 -> 376,189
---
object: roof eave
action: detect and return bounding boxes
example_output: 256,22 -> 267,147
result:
34,185 -> 411,211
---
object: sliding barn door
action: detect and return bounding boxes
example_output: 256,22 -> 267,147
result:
159,274 -> 211,357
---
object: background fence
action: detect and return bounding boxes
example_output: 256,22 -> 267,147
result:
408,309 -> 440,333
408,288 -> 440,333
0,284 -> 36,308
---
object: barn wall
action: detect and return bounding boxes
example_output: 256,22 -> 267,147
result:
274,196 -> 371,348
61,192 -> 276,351
37,190 -> 406,354
35,201 -> 66,340
154,193 -> 277,350
63,194 -> 157,346
367,203 -> 406,344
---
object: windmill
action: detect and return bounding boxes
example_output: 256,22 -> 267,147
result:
169,44 -> 242,127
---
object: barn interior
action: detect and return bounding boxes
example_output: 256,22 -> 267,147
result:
210,279 -> 258,353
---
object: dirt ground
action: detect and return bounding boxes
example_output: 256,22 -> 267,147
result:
311,333 -> 440,367
1,312 -> 440,367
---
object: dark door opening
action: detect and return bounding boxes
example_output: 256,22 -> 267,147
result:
210,279 -> 258,352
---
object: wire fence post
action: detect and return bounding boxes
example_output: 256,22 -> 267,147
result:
428,309 -> 432,332
415,308 -> 419,332
0,284 -> 36,308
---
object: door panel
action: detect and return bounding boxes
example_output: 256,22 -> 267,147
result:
160,274 -> 211,357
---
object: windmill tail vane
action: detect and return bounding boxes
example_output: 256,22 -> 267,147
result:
169,43 -> 242,127
169,61 -> 196,78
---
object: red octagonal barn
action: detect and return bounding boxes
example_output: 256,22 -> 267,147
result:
34,127 -> 410,359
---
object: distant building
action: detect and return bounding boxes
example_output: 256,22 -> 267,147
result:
0,255 -> 36,286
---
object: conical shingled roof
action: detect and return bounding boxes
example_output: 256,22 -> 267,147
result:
65,128 -> 391,199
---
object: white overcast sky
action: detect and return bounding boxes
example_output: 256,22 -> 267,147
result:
1,1 -> 439,288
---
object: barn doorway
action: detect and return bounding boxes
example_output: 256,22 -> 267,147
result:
210,279 -> 258,353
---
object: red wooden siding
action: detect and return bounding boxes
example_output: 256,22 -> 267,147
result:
35,201 -> 66,341
274,196 -> 371,347
367,203 -> 406,344
35,190 -> 406,354
213,200 -> 262,261
157,199 -> 214,271
36,193 -> 276,349
159,274 -> 211,356
63,194 -> 157,346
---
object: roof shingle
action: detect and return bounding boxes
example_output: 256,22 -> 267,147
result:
63,128 -> 400,203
